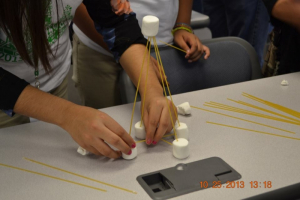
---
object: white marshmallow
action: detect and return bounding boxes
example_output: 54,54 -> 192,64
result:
281,80 -> 289,86
135,121 -> 146,139
122,146 -> 137,160
77,146 -> 90,156
172,138 -> 190,159
174,122 -> 189,140
177,102 -> 191,115
142,15 -> 159,37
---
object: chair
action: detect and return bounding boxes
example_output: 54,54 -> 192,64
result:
119,37 -> 262,104
191,11 -> 210,29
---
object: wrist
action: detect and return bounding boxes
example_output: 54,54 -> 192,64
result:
172,24 -> 193,36
59,103 -> 83,129
140,84 -> 163,99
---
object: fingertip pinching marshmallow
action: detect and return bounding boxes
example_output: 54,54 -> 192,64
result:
142,15 -> 159,37
177,102 -> 191,116
77,146 -> 90,156
175,122 -> 189,140
135,121 -> 146,139
173,138 -> 190,159
122,146 -> 138,160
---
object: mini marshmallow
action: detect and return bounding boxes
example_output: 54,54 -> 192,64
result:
122,146 -> 137,160
135,121 -> 146,139
173,138 -> 190,159
177,102 -> 191,115
142,15 -> 159,37
174,122 -> 189,140
281,80 -> 289,86
77,146 -> 90,156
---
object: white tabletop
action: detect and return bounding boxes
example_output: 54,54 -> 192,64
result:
1,73 -> 300,200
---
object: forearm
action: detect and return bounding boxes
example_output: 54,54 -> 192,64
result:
119,44 -> 163,96
73,3 -> 109,51
13,85 -> 79,128
176,0 -> 194,24
83,0 -> 147,62
271,0 -> 300,29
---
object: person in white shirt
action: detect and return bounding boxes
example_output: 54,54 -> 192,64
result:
0,0 -> 177,158
72,0 -> 210,110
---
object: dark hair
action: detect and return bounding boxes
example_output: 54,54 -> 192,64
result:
0,0 -> 60,72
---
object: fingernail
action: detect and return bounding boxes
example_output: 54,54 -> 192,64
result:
127,150 -> 132,155
132,143 -> 136,148
146,139 -> 152,145
152,141 -> 157,145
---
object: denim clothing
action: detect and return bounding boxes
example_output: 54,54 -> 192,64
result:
83,0 -> 147,62
202,0 -> 270,66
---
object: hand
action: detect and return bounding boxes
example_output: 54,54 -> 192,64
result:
150,56 -> 168,86
140,90 -> 178,145
174,30 -> 210,62
110,0 -> 132,15
62,105 -> 135,158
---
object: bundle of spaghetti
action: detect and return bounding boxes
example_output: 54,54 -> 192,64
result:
206,121 -> 300,141
153,37 -> 179,140
191,105 -> 295,134
243,93 -> 300,119
0,163 -> 107,192
204,101 -> 300,126
227,98 -> 300,123
140,38 -> 152,126
23,157 -> 136,193
159,40 -> 186,53
129,39 -> 150,135
154,37 -> 180,127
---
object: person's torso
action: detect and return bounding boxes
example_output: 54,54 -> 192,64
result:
0,0 -> 81,92
74,0 -> 179,55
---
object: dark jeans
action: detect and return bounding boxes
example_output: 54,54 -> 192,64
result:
202,0 -> 270,66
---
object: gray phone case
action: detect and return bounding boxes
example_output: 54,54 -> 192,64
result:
137,157 -> 241,199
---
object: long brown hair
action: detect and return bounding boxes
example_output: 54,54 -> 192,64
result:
0,0 -> 60,72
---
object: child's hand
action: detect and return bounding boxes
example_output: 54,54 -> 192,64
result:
110,0 -> 132,15
174,30 -> 210,62
62,106 -> 136,158
141,90 -> 177,145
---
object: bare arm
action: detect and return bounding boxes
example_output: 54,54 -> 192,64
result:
120,44 -> 177,145
176,0 -> 193,24
173,0 -> 210,61
272,0 -> 300,31
13,85 -> 135,158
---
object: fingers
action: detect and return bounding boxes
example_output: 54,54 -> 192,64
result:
85,146 -> 102,156
184,36 -> 198,62
102,113 -> 135,148
145,101 -> 163,145
203,45 -> 211,59
152,106 -> 170,144
175,35 -> 190,53
101,126 -> 133,155
92,138 -> 122,159
114,1 -> 132,15
190,38 -> 203,62
115,2 -> 125,15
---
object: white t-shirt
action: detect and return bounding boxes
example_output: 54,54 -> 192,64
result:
0,0 -> 82,92
73,0 -> 179,56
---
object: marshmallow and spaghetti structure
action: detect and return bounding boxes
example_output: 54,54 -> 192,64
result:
128,15 -> 181,142
128,15 -> 191,159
